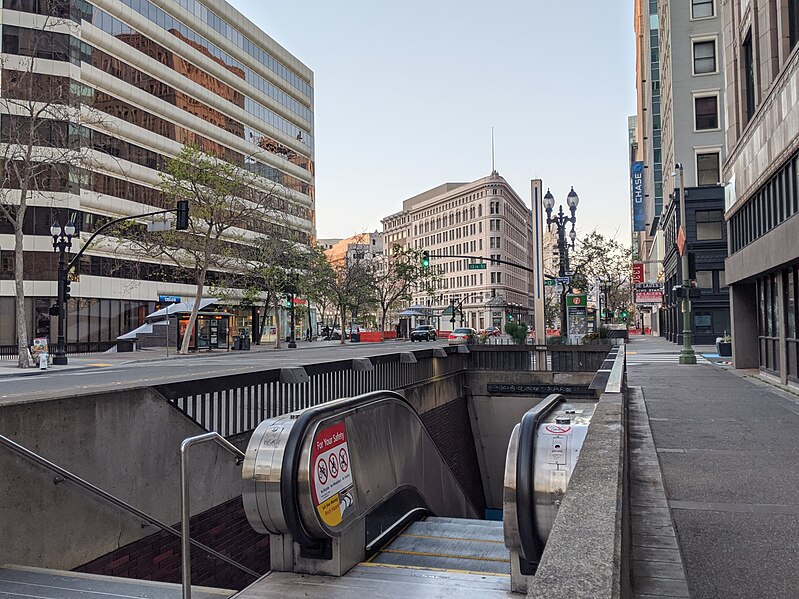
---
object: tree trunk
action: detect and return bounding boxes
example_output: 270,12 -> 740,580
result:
380,307 -> 388,341
273,295 -> 282,349
339,306 -> 346,345
14,203 -> 30,368
180,269 -> 206,354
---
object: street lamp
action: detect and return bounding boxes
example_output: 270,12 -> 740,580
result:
51,221 -> 77,365
673,163 -> 697,364
544,187 -> 579,340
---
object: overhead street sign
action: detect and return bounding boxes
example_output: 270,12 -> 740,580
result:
544,279 -> 556,287
467,263 -> 487,270
556,277 -> 571,285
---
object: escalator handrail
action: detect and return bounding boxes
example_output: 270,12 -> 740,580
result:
279,389 -> 480,549
515,393 -> 564,566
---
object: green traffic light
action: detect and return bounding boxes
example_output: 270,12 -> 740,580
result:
421,250 -> 430,268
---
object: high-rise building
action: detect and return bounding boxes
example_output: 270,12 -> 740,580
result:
0,0 -> 315,351
632,0 -> 728,339
722,0 -> 799,385
382,172 -> 534,331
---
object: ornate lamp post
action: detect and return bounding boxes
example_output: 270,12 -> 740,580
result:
674,163 -> 697,364
543,187 -> 579,340
50,221 -> 77,365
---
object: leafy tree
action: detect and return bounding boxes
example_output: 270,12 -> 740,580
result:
323,254 -> 377,345
372,245 -> 438,337
569,231 -> 633,316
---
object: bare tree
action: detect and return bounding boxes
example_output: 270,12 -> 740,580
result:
323,255 -> 376,345
570,231 -> 633,314
0,7 -> 104,367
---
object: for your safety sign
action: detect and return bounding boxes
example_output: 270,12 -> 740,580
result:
311,421 -> 355,527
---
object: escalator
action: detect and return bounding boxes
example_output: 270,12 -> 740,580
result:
238,390 -> 596,597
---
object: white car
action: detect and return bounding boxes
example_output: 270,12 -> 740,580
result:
448,327 -> 477,345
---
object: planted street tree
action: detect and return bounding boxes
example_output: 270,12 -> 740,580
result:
570,231 -> 633,317
324,254 -> 377,345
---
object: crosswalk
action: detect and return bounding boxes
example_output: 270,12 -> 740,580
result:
626,351 -> 711,366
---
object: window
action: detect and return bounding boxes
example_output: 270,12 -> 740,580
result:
697,152 -> 720,185
696,209 -> 723,240
790,0 -> 799,50
695,95 -> 719,129
693,40 -> 717,74
696,271 -> 714,290
743,34 -> 755,123
691,0 -> 714,18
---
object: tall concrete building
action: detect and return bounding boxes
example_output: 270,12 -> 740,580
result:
382,172 -> 534,331
722,0 -> 799,385
633,0 -> 727,336
0,0 -> 315,351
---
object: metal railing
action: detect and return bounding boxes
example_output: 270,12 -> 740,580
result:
0,432 -> 257,580
0,341 -> 116,360
468,344 -> 612,372
155,349 -> 468,438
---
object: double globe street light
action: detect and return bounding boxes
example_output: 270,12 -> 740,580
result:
543,187 -> 579,339
50,221 -> 77,365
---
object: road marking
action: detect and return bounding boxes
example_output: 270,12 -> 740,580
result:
87,363 -> 113,367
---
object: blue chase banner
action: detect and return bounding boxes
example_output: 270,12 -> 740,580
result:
631,161 -> 645,232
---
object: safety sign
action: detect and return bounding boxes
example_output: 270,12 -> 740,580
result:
544,424 -> 572,435
311,421 -> 355,527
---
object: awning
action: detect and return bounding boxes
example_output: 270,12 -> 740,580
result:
146,298 -> 218,319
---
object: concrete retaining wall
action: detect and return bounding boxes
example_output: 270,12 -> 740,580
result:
0,388 -> 245,570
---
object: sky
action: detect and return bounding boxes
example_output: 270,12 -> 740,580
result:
228,1 -> 637,243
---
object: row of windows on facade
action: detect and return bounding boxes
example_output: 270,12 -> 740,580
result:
414,203 -> 487,236
729,153 -> 799,254
414,189 -> 499,221
3,0 -> 315,125
1,26 -> 314,175
0,70 -> 315,202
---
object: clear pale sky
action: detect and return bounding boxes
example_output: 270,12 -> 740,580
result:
229,1 -> 636,242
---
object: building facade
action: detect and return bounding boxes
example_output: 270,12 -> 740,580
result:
722,0 -> 799,385
632,0 -> 728,337
0,0 -> 315,351
382,172 -> 534,332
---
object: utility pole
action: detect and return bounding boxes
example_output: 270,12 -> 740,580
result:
676,163 -> 697,364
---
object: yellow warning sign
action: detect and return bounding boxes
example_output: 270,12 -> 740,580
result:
317,494 -> 342,527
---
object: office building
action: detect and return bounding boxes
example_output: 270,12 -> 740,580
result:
723,0 -> 799,385
0,0 -> 315,351
382,172 -> 534,331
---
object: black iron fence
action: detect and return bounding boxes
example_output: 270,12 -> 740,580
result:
468,344 -> 612,372
0,341 -> 117,360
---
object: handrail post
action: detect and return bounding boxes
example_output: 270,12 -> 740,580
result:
180,432 -> 245,599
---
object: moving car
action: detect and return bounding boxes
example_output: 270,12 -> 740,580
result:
410,325 -> 437,342
448,327 -> 477,345
480,326 -> 501,337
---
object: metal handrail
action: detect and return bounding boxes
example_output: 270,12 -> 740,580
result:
0,433 -> 257,581
181,433 -> 248,599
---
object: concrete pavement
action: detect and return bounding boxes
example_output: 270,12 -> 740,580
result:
627,335 -> 799,599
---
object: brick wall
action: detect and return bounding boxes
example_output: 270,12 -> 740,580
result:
74,497 -> 269,590
420,397 -> 486,514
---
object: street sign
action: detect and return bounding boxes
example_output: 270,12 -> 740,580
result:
556,276 -> 571,285
467,263 -> 487,270
159,295 -> 181,303
677,226 -> 686,256
544,279 -> 556,287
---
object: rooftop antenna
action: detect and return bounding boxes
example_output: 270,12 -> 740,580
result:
491,127 -> 495,174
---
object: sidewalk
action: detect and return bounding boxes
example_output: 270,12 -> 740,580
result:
0,337 -> 411,378
627,335 -> 799,599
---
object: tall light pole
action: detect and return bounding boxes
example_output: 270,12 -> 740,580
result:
675,163 -> 697,364
50,221 -> 77,365
543,187 -> 579,339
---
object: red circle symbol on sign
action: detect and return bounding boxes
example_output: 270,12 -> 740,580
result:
316,457 -> 328,485
572,297 -> 582,305
339,448 -> 349,472
545,424 -> 572,434
329,454 -> 339,478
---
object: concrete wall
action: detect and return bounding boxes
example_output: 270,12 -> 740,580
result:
0,388 -> 245,570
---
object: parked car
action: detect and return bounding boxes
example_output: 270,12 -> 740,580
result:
480,326 -> 501,337
448,327 -> 477,345
410,325 -> 437,342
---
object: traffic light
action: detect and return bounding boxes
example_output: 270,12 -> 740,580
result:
621,309 -> 628,321
421,250 -> 430,268
63,278 -> 72,302
507,314 -> 513,322
175,200 -> 189,230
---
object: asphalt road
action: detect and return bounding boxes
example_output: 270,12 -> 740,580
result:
0,339 -> 449,404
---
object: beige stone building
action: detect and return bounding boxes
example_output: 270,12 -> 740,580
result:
382,172 -> 534,332
722,0 -> 799,385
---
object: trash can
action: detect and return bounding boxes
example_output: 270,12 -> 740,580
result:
242,336 -> 251,350
39,352 -> 48,370
232,336 -> 241,350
